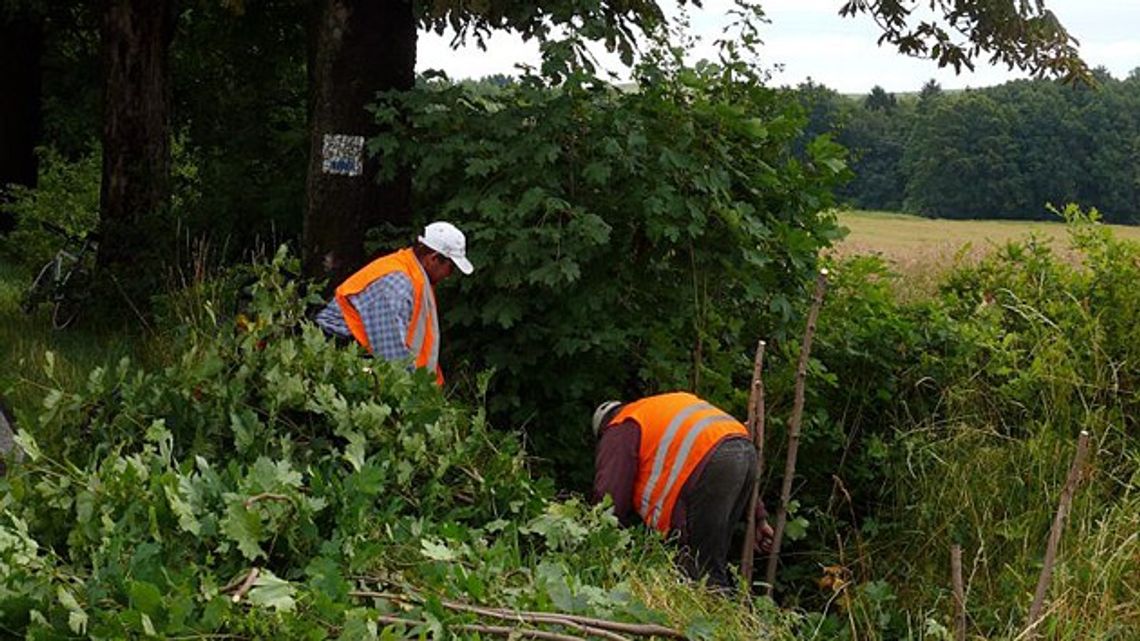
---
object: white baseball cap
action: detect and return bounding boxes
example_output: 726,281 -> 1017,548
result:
418,221 -> 474,275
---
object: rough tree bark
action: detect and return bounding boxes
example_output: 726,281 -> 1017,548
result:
303,0 -> 415,288
0,9 -> 43,233
97,0 -> 175,298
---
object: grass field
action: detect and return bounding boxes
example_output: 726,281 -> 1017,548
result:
834,209 -> 1140,260
830,210 -> 1140,295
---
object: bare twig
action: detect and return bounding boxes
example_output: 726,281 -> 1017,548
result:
350,591 -> 686,639
1024,429 -> 1091,635
765,268 -> 828,596
951,544 -> 966,641
231,567 -> 260,603
374,614 -> 588,641
243,493 -> 291,509
740,339 -> 767,590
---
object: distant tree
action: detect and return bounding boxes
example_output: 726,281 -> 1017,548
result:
916,78 -> 943,113
904,92 -> 1025,218
989,80 -> 1079,218
919,78 -> 941,97
840,99 -> 908,210
792,78 -> 848,155
864,85 -> 898,113
480,73 -> 514,87
1074,75 -> 1140,222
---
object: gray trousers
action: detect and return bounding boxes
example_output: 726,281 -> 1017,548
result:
678,438 -> 757,590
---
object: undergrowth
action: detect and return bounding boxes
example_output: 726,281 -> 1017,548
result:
3,206 -> 1140,639
0,248 -> 793,639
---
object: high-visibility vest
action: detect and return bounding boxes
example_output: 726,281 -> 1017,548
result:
334,248 -> 444,385
610,392 -> 748,533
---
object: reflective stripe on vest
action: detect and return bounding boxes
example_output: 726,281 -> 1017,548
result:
334,248 -> 444,385
406,256 -> 441,375
613,392 -> 748,532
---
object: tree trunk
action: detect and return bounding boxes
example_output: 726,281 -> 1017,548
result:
97,0 -> 175,299
303,0 -> 415,287
0,10 -> 43,234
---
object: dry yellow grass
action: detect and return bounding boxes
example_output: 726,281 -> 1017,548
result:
828,210 -> 1140,297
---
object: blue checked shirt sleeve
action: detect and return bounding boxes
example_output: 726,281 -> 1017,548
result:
348,272 -> 415,363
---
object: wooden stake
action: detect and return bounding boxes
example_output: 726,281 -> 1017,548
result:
765,268 -> 828,596
1024,430 -> 1090,636
951,544 -> 966,641
740,339 -> 767,590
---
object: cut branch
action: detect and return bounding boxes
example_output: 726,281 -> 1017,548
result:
243,493 -> 291,508
740,339 -> 767,590
350,591 -> 686,639
765,268 -> 828,596
231,567 -> 260,603
1024,429 -> 1091,636
374,614 -> 588,641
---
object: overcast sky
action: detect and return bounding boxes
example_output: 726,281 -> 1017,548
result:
416,0 -> 1140,94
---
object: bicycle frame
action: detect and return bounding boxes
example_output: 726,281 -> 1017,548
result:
21,223 -> 98,328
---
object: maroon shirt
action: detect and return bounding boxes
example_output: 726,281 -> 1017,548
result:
592,418 -> 763,534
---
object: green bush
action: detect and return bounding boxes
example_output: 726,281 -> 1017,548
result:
772,206 -> 1140,638
371,57 -> 848,487
0,146 -> 101,269
0,249 -> 794,639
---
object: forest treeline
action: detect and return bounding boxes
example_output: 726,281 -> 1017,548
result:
805,69 -> 1140,223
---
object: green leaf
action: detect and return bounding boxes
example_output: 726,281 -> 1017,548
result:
248,571 -> 296,613
165,484 -> 201,536
129,580 -> 164,617
58,587 -> 88,635
685,616 -> 716,641
221,502 -> 265,561
420,538 -> 458,562
784,516 -> 810,542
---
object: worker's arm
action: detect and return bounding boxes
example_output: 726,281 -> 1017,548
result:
592,419 -> 641,527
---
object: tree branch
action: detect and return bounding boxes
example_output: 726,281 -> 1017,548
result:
350,591 -> 686,639
765,268 -> 828,596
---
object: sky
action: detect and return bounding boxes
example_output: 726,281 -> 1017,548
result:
416,0 -> 1140,94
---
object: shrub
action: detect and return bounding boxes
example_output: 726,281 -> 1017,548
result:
0,249 -> 794,639
370,57 -> 848,487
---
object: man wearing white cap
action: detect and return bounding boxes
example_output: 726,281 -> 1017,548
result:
314,221 -> 473,385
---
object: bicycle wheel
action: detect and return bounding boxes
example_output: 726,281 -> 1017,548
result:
52,299 -> 81,330
20,258 -> 58,314
51,267 -> 91,330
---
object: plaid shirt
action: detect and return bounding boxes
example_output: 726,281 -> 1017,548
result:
315,272 -> 415,362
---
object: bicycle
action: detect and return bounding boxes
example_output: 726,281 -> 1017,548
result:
19,221 -> 99,330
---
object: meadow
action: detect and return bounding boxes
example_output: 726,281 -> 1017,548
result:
830,209 -> 1140,298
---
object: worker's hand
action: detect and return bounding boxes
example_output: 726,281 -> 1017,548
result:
754,520 -> 775,554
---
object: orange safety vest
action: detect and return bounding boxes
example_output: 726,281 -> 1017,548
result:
609,392 -> 748,533
334,248 -> 444,385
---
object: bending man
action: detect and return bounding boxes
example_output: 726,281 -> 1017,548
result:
592,391 -> 773,591
315,221 -> 473,385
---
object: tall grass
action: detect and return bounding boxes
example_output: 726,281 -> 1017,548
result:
825,206 -> 1140,640
0,260 -> 144,426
